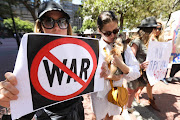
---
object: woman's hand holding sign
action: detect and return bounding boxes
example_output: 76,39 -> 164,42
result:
0,72 -> 19,108
140,61 -> 149,70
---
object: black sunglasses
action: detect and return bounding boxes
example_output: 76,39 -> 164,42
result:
156,27 -> 162,31
40,17 -> 69,29
101,28 -> 119,37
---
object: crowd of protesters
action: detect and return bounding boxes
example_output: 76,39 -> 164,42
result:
0,1 -> 179,120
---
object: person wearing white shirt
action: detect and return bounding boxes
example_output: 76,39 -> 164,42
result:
91,11 -> 140,120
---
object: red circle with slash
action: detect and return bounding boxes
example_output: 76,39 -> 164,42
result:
30,37 -> 97,101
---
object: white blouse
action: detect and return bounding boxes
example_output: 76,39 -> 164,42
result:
91,38 -> 140,120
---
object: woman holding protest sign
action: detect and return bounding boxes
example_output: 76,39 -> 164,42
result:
0,1 -> 84,120
127,17 -> 161,113
135,19 -> 167,108
91,11 -> 140,120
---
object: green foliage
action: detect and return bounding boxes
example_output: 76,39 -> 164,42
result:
81,0 -> 180,31
0,4 -> 9,18
1,0 -> 41,21
80,19 -> 96,32
72,26 -> 80,33
0,0 -> 17,18
61,0 -> 72,2
81,0 -> 137,30
17,0 -> 41,21
3,17 -> 34,33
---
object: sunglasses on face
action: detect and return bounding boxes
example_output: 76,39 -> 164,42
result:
141,28 -> 153,33
40,17 -> 69,29
101,28 -> 119,37
156,27 -> 162,31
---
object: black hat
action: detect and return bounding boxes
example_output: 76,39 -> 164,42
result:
38,1 -> 70,19
138,16 -> 157,28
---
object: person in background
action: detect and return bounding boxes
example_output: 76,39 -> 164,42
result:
91,11 -> 140,120
165,11 -> 180,83
0,1 -> 84,120
155,20 -> 166,41
144,19 -> 167,110
167,64 -> 180,82
127,17 -> 161,113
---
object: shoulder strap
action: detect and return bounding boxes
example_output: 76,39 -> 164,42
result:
103,47 -> 108,57
109,80 -> 113,89
121,52 -> 125,63
103,47 -> 111,67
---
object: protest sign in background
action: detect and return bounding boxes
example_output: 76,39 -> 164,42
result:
10,33 -> 104,120
168,10 -> 180,64
146,41 -> 172,86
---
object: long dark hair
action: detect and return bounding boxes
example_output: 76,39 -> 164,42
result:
97,11 -> 118,31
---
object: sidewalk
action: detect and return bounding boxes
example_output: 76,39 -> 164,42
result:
83,76 -> 180,120
82,94 -> 160,120
82,69 -> 180,120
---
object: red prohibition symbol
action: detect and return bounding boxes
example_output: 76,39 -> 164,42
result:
30,37 -> 97,101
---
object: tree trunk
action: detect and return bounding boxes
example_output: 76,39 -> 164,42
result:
20,0 -> 41,21
21,1 -> 36,21
119,13 -> 124,33
8,1 -> 20,49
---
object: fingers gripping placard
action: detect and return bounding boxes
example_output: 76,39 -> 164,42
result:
11,34 -> 101,120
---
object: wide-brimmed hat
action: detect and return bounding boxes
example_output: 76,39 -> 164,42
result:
38,1 -> 70,19
138,16 -> 157,28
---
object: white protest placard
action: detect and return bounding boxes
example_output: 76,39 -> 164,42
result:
11,33 -> 104,120
167,10 -> 180,64
146,41 -> 172,86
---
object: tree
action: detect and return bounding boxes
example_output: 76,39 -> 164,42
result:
1,0 -> 41,21
81,0 -> 139,31
3,17 -> 34,33
0,0 -> 21,48
72,26 -> 80,33
0,2 -> 10,18
81,0 -> 180,31
0,0 -> 40,48
80,19 -> 96,32
61,0 -> 72,2
17,0 -> 41,21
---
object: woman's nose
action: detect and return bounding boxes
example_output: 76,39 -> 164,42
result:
54,22 -> 60,29
110,33 -> 115,38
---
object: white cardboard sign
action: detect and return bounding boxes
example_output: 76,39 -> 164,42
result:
146,41 -> 172,86
11,33 -> 104,119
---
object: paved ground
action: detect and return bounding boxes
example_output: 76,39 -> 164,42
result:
0,38 -> 180,120
82,72 -> 180,120
0,38 -> 18,80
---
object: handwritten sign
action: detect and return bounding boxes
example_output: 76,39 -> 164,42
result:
146,41 -> 172,86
